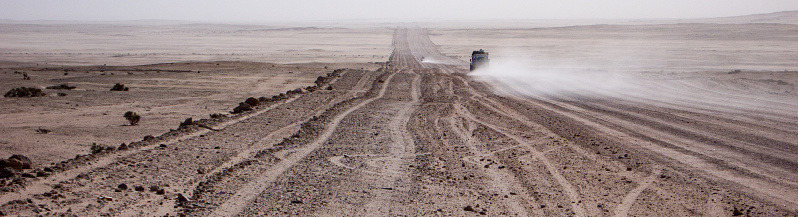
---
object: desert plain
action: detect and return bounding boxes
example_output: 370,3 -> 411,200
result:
0,12 -> 797,216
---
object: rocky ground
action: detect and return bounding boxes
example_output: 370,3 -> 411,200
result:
0,28 -> 795,216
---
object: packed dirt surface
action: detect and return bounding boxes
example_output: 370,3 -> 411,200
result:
0,27 -> 796,217
0,61 -> 381,167
0,24 -> 392,66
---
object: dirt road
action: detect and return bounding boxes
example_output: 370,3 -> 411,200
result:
1,28 -> 796,216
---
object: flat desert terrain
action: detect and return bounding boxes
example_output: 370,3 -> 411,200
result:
0,17 -> 797,216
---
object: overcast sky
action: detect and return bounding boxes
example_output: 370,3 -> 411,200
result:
1,0 -> 797,22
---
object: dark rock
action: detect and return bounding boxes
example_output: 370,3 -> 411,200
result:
9,155 -> 31,169
21,173 -> 35,178
118,143 -> 128,150
177,193 -> 190,203
733,207 -> 744,216
290,199 -> 303,204
244,97 -> 259,107
464,205 -> 475,212
117,183 -> 128,190
156,189 -> 166,195
6,158 -> 24,171
150,185 -> 160,192
0,168 -> 15,178
135,186 -> 145,191
232,102 -> 253,114
179,118 -> 193,128
143,135 -> 155,141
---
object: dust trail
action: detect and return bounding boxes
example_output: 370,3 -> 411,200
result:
470,57 -> 637,97
469,54 -> 798,117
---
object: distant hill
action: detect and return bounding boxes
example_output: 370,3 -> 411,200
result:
690,11 -> 798,25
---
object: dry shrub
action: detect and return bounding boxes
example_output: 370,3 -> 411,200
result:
123,111 -> 141,126
46,84 -> 76,90
4,87 -> 45,98
111,83 -> 129,91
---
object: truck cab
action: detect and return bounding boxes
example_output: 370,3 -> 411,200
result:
470,49 -> 489,71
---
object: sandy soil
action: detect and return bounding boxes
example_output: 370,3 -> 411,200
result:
0,22 -> 796,217
0,61 -> 382,168
0,24 -> 392,66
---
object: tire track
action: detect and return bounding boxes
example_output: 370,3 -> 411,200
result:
208,72 -> 399,217
132,71 -> 375,216
614,166 -> 662,217
363,72 -> 420,216
455,102 -> 587,216
500,90 -> 798,209
0,87 -> 310,207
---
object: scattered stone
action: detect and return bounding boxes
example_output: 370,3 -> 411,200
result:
150,185 -> 160,192
733,207 -> 744,216
156,189 -> 166,195
118,143 -> 128,150
290,199 -> 303,204
143,135 -> 155,141
159,144 -> 167,148
99,196 -> 113,201
497,165 -> 505,169
117,183 -> 128,190
135,186 -> 145,191
21,173 -> 35,178
464,205 -> 476,212
177,193 -> 190,203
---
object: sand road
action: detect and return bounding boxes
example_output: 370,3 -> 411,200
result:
0,28 -> 796,216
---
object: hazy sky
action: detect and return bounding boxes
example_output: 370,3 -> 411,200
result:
2,0 -> 797,22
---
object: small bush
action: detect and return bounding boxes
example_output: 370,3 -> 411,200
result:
728,69 -> 742,74
4,87 -> 46,98
210,113 -> 227,119
123,111 -> 141,126
111,83 -> 129,91
36,128 -> 51,134
46,84 -> 76,90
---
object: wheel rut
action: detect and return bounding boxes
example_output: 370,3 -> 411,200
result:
208,72 -> 399,217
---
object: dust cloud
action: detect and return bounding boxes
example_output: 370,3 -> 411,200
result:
469,55 -> 641,98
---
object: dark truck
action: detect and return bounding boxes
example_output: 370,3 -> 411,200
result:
469,49 -> 489,71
